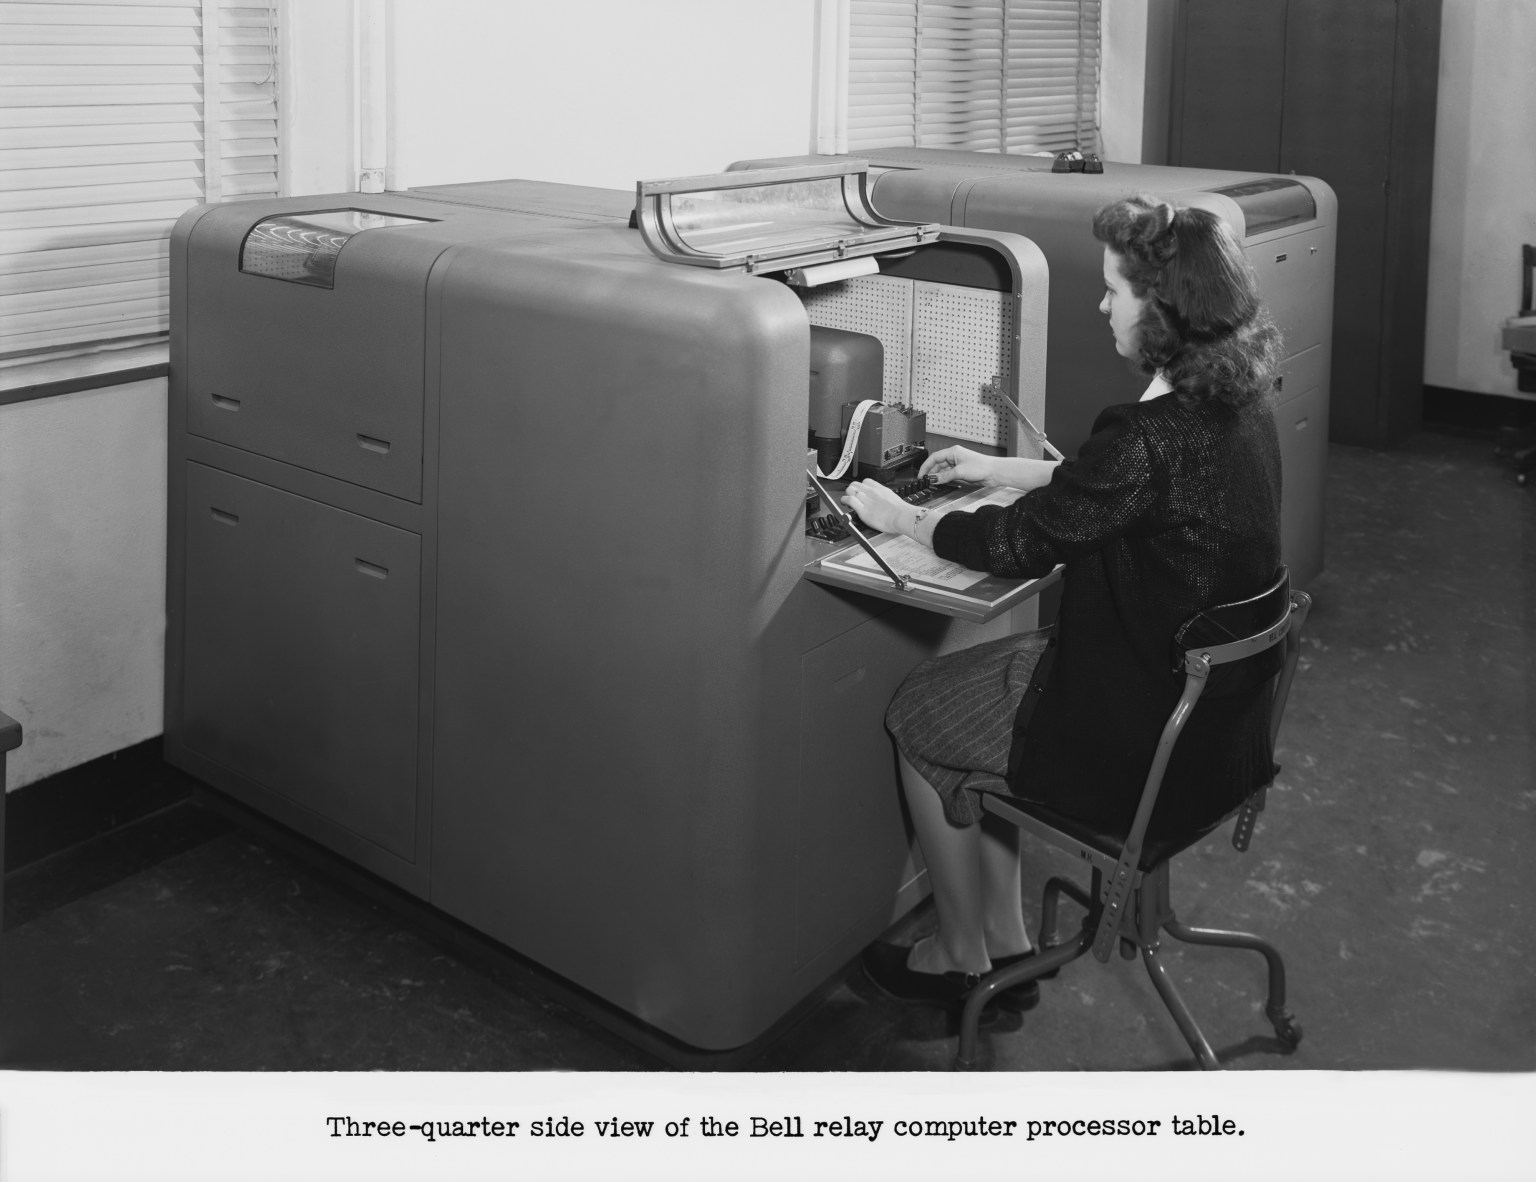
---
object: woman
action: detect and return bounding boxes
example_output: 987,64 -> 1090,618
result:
840,195 -> 1284,1010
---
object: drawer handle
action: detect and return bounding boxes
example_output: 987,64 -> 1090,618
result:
357,434 -> 391,455
355,558 -> 389,579
834,666 -> 867,694
1275,252 -> 1288,263
1294,416 -> 1309,431
210,507 -> 239,526
211,393 -> 241,411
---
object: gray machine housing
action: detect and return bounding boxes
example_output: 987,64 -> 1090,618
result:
732,149 -> 1336,586
166,170 -> 1049,1051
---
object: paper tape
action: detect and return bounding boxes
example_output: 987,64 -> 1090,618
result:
815,399 -> 883,480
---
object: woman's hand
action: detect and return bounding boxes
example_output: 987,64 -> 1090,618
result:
923,447 -> 1061,493
920,445 -> 996,486
841,479 -> 912,535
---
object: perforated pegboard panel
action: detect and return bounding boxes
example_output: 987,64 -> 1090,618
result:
800,275 -> 913,406
912,282 -> 1012,447
799,275 -> 1015,448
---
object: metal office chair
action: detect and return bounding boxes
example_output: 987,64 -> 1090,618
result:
955,568 -> 1312,1070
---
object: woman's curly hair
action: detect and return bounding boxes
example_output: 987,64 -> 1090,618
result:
1092,195 -> 1282,407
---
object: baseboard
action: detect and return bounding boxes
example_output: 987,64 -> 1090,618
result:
1422,385 -> 1536,438
3,738 -> 197,874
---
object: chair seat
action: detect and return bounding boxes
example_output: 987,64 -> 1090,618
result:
984,790 -> 1233,872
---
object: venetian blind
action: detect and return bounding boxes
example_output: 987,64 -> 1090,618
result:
0,0 -> 279,373
846,0 -> 1100,154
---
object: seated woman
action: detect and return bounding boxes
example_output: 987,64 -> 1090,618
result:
839,195 -> 1284,1010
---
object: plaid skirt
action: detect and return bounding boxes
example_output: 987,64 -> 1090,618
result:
885,628 -> 1052,827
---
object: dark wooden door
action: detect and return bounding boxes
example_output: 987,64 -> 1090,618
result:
1171,0 -> 1288,172
1281,0 -> 1399,441
1170,0 -> 1439,445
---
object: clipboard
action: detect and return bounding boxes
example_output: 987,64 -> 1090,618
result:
803,482 -> 1060,623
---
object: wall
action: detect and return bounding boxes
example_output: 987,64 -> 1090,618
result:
1099,0 -> 1149,163
1095,0 -> 1176,165
285,0 -> 819,198
1422,0 -> 1536,399
385,0 -> 816,193
0,381 -> 168,790
282,0 -> 355,198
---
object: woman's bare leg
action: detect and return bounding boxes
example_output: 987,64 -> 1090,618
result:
897,753 -> 991,975
978,816 -> 1031,959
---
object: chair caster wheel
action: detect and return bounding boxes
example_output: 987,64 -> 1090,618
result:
1271,1013 -> 1303,1048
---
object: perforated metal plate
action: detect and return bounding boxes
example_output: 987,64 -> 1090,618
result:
912,281 -> 1012,448
800,275 -> 1013,447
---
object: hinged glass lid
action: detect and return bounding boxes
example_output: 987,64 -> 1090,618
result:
240,209 -> 434,288
1210,178 -> 1317,235
634,161 -> 937,274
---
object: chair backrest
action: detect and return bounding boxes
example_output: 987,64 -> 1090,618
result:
1093,567 -> 1311,961
1173,568 -> 1291,680
1136,567 -> 1300,832
1171,568 -> 1311,752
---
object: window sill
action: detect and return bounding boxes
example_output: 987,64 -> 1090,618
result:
0,342 -> 171,408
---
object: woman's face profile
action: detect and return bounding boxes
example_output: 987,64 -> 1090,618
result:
1099,247 -> 1147,359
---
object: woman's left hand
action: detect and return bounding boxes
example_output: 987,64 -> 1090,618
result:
841,479 -> 910,535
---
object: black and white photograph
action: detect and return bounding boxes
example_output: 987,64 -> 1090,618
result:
0,1 -> 1531,1178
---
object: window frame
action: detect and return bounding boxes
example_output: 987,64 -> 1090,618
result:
816,0 -> 1102,158
0,0 -> 283,402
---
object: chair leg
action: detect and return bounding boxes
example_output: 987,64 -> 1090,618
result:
1141,943 -> 1221,1069
954,923 -> 1094,1070
1040,874 -> 1092,946
1164,918 -> 1303,1048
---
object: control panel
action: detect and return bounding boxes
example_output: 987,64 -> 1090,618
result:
805,473 -> 946,544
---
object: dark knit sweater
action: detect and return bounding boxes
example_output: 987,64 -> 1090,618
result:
931,393 -> 1283,843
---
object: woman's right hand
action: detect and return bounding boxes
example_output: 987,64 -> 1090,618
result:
920,445 -> 995,486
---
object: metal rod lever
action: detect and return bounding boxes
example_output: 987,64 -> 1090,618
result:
806,470 -> 910,591
996,397 -> 1064,461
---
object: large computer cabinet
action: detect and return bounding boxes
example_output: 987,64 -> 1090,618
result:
166,165 -> 1050,1050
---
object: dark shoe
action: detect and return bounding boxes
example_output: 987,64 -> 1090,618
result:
988,949 -> 1058,1013
862,942 -> 979,1007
